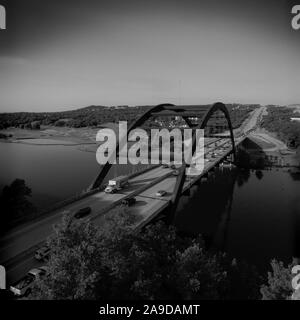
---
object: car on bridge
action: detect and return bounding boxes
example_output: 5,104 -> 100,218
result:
156,190 -> 167,197
105,176 -> 129,194
74,207 -> 92,219
10,266 -> 49,297
35,245 -> 51,261
104,186 -> 118,193
121,197 -> 136,206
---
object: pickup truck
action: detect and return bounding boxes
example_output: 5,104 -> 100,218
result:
10,266 -> 48,297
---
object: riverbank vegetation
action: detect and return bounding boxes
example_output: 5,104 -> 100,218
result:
0,179 -> 37,233
261,107 -> 300,150
29,207 -> 297,300
0,132 -> 11,139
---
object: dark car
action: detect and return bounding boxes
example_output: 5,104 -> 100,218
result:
162,163 -> 169,168
121,197 -> 136,206
74,207 -> 91,219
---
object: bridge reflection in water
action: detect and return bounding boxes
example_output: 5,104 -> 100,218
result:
174,166 -> 237,251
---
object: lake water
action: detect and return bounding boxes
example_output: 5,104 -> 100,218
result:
0,140 -> 299,267
175,167 -> 300,268
0,141 -> 144,209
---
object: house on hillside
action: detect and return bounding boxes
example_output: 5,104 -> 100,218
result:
291,117 -> 300,122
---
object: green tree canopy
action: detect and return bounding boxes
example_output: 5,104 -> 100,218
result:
0,179 -> 36,231
31,206 -> 262,300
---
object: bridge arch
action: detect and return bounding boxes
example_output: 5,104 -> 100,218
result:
191,102 -> 236,161
91,102 -> 236,189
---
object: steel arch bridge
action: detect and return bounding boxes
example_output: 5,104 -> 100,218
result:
91,102 -> 236,190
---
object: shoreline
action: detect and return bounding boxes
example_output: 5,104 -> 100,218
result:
0,138 -> 99,153
247,129 -> 300,168
0,126 -> 99,152
1,124 -> 299,166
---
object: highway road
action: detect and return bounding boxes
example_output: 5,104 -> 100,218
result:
1,106 -> 264,286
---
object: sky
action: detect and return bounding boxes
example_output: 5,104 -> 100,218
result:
0,0 -> 299,112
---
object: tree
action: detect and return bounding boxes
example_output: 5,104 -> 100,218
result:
101,221 -> 197,299
174,244 -> 227,299
30,207 -> 262,300
31,206 -> 135,300
31,213 -> 109,299
255,170 -> 263,180
0,179 -> 36,231
260,259 -> 298,300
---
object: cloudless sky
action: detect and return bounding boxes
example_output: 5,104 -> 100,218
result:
0,0 -> 299,112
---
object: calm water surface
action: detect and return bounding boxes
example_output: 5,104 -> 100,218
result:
0,141 -> 143,209
175,167 -> 300,268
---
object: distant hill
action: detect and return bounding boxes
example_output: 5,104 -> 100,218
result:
76,105 -> 108,112
0,105 -> 147,129
0,103 -> 257,130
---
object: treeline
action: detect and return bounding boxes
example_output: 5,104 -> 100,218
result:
0,105 -> 145,129
29,208 -> 298,300
0,104 -> 257,130
261,106 -> 300,149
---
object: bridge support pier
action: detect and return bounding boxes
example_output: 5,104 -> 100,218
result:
166,164 -> 187,225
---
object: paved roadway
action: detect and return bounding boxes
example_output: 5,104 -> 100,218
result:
1,106 -> 264,285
